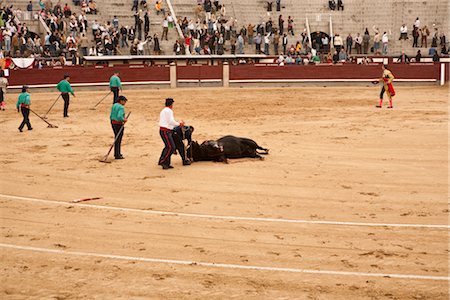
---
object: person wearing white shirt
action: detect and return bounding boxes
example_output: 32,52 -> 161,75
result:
414,17 -> 420,29
399,24 -> 408,40
382,31 -> 389,54
158,98 -> 184,169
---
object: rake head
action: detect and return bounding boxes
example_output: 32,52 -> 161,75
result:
99,156 -> 112,163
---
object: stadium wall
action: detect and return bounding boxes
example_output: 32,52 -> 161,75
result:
7,63 -> 448,89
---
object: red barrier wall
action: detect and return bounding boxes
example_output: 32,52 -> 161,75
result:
229,63 -> 441,81
8,65 -> 170,86
7,63 -> 447,87
177,65 -> 222,80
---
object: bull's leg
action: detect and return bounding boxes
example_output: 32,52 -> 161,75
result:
256,146 -> 269,154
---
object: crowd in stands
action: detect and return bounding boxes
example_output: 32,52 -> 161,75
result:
0,0 -> 448,66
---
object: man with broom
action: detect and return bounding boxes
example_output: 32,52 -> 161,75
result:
56,74 -> 75,118
16,85 -> 33,132
110,95 -> 128,159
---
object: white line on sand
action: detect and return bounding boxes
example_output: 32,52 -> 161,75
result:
1,194 -> 448,229
1,243 -> 448,281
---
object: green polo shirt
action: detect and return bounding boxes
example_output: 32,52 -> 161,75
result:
109,75 -> 122,88
110,103 -> 125,122
56,79 -> 74,95
16,92 -> 31,109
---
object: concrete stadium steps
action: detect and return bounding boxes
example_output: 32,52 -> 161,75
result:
10,0 -> 449,56
171,0 -> 449,56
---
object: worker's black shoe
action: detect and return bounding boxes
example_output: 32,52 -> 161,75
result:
162,165 -> 174,169
115,155 -> 124,159
183,160 -> 191,166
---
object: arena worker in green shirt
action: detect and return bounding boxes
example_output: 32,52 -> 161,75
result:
109,71 -> 123,104
110,95 -> 128,159
16,85 -> 33,132
56,74 -> 75,118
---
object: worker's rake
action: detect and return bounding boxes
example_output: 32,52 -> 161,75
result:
30,109 -> 59,128
42,95 -> 61,119
99,112 -> 131,163
90,91 -> 112,110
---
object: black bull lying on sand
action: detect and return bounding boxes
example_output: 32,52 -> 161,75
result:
187,135 -> 269,162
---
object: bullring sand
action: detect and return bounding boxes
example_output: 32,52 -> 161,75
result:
0,86 -> 448,299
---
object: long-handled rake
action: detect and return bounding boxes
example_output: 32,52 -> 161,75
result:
42,95 -> 61,119
30,108 -> 59,128
90,91 -> 112,110
99,112 -> 131,163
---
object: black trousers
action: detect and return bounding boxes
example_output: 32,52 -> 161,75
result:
62,93 -> 70,117
0,89 -> 4,102
111,122 -> 124,158
158,129 -> 175,167
111,87 -> 120,103
19,107 -> 32,130
172,131 -> 187,162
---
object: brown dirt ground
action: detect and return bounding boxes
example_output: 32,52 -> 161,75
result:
0,85 -> 449,299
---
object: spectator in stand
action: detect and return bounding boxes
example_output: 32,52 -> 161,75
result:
399,24 -> 408,40
354,33 -> 362,54
63,3 -> 71,18
362,28 -> 370,54
254,32 -> 262,54
382,31 -> 389,54
373,27 -> 381,55
295,41 -> 301,55
3,27 -> 11,53
312,32 -> 320,52
432,51 -> 439,62
153,33 -> 160,54
194,4 -> 202,20
338,47 -> 347,62
89,46 -> 97,56
345,33 -> 353,54
334,33 -> 343,52
247,23 -> 254,45
287,16 -> 294,36
312,52 -> 320,64
431,27 -> 438,47
204,0 -> 212,21
120,26 -> 129,48
264,32 -> 271,55
278,15 -> 284,35
237,33 -> 244,54
72,52 -> 83,65
415,50 -> 421,62
328,0 -> 336,11
80,32 -> 88,56
89,1 -> 98,14
132,0 -> 138,12
27,1 -> 33,12
414,17 -> 420,29
267,1 -> 273,12
276,0 -> 281,12
332,49 -> 339,63
412,25 -> 419,47
337,0 -> 344,11
137,38 -> 147,55
282,33 -> 288,54
322,34 -> 329,53
161,16 -> 168,40
273,30 -> 279,54
397,50 -> 410,63
113,15 -> 119,29
439,32 -> 446,48
144,11 -> 150,37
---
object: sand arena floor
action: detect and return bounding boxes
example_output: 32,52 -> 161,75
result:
0,86 -> 448,299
